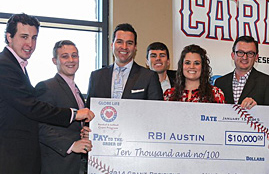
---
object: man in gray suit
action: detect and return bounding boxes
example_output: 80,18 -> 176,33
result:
215,36 -> 269,109
86,23 -> 163,107
35,40 -> 91,174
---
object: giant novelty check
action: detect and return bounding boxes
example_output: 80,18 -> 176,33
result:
88,98 -> 269,174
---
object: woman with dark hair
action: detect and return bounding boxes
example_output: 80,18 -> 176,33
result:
164,44 -> 225,103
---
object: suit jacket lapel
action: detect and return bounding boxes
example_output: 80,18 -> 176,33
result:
226,73 -> 235,103
4,48 -> 32,85
24,68 -> 32,85
55,74 -> 79,109
167,70 -> 176,87
75,84 -> 85,105
106,65 -> 114,98
4,48 -> 22,70
122,62 -> 140,99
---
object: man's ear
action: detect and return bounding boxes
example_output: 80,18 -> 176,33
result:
255,53 -> 259,62
145,58 -> 151,69
52,57 -> 57,65
167,59 -> 170,67
231,52 -> 235,61
6,33 -> 12,44
146,58 -> 149,67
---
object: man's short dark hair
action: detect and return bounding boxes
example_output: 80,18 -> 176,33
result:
146,42 -> 170,60
112,23 -> 137,45
53,40 -> 78,58
5,13 -> 40,44
232,36 -> 259,54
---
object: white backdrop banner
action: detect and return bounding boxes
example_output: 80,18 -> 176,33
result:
173,0 -> 269,77
88,98 -> 269,174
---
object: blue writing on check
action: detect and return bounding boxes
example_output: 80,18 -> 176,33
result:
225,131 -> 265,146
148,132 -> 205,142
201,115 -> 217,121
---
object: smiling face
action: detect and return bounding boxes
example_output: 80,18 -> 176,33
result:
183,52 -> 202,83
146,49 -> 170,74
232,41 -> 258,74
52,45 -> 79,80
111,30 -> 137,67
7,22 -> 38,60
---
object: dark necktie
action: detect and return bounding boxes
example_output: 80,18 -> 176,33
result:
24,67 -> 29,79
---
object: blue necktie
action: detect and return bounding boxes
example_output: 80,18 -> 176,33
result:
113,67 -> 127,99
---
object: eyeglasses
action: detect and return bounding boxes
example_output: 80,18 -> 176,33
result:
234,50 -> 256,58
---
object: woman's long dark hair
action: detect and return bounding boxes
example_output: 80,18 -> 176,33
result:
171,44 -> 215,102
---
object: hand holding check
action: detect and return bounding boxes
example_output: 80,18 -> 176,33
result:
72,139 -> 92,153
241,97 -> 257,110
75,108 -> 95,122
80,126 -> 91,139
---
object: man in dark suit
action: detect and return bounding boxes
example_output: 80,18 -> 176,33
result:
146,42 -> 176,93
0,14 -> 94,174
35,40 -> 91,174
215,36 -> 269,109
86,23 -> 163,107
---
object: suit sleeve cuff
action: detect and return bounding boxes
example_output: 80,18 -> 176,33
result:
67,142 -> 75,154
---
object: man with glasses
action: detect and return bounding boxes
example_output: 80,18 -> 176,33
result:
215,36 -> 269,109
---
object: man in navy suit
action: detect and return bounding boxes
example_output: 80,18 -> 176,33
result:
146,42 -> 176,93
86,23 -> 163,107
35,40 -> 91,174
215,36 -> 269,109
0,13 -> 94,174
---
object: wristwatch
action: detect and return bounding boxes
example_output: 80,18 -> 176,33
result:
72,108 -> 78,121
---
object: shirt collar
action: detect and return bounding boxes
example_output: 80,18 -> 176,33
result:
164,73 -> 169,82
233,69 -> 252,82
58,73 -> 75,88
113,59 -> 134,71
6,45 -> 28,68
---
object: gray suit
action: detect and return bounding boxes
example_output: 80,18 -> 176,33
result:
35,74 -> 84,174
86,62 -> 163,107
